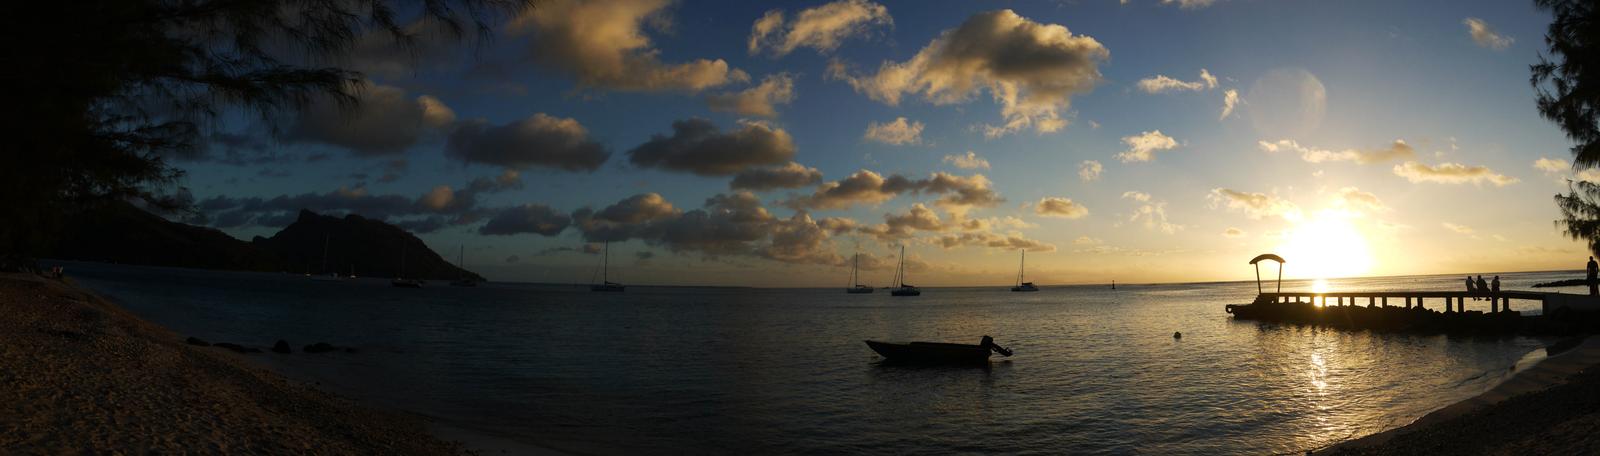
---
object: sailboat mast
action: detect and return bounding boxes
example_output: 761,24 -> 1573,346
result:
321,235 -> 329,273
602,241 -> 610,283
1017,249 -> 1025,286
898,245 -> 906,287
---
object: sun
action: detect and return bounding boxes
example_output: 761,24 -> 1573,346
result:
1277,209 -> 1374,284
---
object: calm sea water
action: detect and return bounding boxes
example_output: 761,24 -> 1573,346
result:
59,261 -> 1581,455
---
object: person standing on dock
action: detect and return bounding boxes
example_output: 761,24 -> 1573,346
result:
1589,256 -> 1598,296
1491,276 -> 1501,309
1466,276 -> 1476,300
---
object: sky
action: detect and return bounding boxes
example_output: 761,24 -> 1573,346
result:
176,0 -> 1589,287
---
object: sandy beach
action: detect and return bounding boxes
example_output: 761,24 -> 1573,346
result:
0,273 -> 470,454
1323,336 -> 1600,455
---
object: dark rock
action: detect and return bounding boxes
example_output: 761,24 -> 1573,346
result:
272,340 -> 291,354
185,336 -> 210,346
1173,332 -> 1182,339
303,342 -> 336,354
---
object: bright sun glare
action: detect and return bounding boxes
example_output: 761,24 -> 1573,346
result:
1278,209 -> 1374,290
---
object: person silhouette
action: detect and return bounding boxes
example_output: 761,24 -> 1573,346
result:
1475,276 -> 1488,305
1465,275 -> 1476,300
1491,275 -> 1501,310
1589,256 -> 1598,296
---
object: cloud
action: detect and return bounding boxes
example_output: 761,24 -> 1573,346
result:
1136,69 -> 1217,94
1207,188 -> 1300,220
935,232 -> 1056,252
1124,193 -> 1181,234
446,113 -> 611,171
730,162 -> 824,191
505,255 -> 521,264
1161,0 -> 1217,8
1220,89 -> 1240,120
1074,236 -> 1103,246
1334,187 -> 1386,212
1463,18 -> 1513,50
829,9 -> 1108,137
628,118 -> 797,175
863,117 -> 925,145
1534,157 -> 1570,174
511,0 -> 747,92
1392,161 -> 1518,186
1223,227 -> 1245,238
786,171 -> 1002,210
1035,197 -> 1089,219
748,0 -> 892,57
572,191 -> 844,265
1116,130 -> 1179,163
1442,222 -> 1475,235
852,204 -> 1054,252
706,73 -> 796,117
943,151 -> 990,170
478,204 -> 573,236
1258,139 -> 1414,165
1079,160 -> 1103,182
287,81 -> 455,156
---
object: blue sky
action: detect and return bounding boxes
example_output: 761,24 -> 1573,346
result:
178,0 -> 1586,286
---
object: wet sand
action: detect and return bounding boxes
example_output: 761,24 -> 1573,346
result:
1322,337 -> 1600,455
0,273 -> 471,454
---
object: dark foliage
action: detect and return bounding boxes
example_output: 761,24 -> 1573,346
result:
0,0 -> 527,260
1536,0 -> 1600,255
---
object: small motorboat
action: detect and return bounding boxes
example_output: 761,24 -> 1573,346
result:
391,278 -> 424,288
865,336 -> 1013,364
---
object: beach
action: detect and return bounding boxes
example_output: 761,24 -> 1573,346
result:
0,273 -> 469,454
1324,336 -> 1600,455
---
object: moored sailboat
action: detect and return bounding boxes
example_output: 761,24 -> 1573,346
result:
591,241 -> 625,292
391,243 -> 423,288
890,245 -> 920,296
846,252 -> 873,294
310,234 -> 343,281
450,245 -> 478,287
1011,249 -> 1038,292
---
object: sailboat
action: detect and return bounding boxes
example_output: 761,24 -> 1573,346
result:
310,234 -> 342,281
590,241 -> 625,292
450,245 -> 478,287
1010,249 -> 1038,292
890,245 -> 920,296
846,252 -> 874,294
391,243 -> 423,288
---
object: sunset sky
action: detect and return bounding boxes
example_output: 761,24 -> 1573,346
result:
178,0 -> 1587,286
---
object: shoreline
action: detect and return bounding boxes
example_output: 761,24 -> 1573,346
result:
1320,336 -> 1600,454
0,272 -> 558,454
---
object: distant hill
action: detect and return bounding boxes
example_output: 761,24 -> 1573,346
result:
51,202 -> 482,281
253,210 -> 483,281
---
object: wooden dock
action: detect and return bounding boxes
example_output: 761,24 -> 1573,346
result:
1256,291 -> 1549,314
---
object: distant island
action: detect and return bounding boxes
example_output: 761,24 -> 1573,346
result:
51,201 -> 482,282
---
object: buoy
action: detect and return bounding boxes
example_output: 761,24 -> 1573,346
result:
1173,332 -> 1182,339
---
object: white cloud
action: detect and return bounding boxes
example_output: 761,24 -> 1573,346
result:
1258,139 -> 1415,164
1393,161 -> 1519,186
1079,160 -> 1103,182
1334,187 -> 1386,212
1220,89 -> 1240,120
1116,130 -> 1179,163
1223,227 -> 1245,238
1036,197 -> 1089,219
1463,18 -> 1513,50
512,0 -> 747,92
1534,157 -> 1570,174
828,10 -> 1108,137
1136,69 -> 1218,94
1162,0 -> 1218,8
748,0 -> 892,57
943,151 -> 990,169
1122,191 -> 1151,202
1207,188 -> 1301,220
706,74 -> 796,117
1442,222 -> 1475,235
863,117 -> 925,145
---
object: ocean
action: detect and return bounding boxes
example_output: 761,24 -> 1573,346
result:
60,261 -> 1579,455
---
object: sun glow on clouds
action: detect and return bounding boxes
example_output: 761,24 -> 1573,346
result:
1277,209 -> 1374,283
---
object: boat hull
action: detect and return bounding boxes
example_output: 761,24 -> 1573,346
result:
846,287 -> 874,294
865,341 -> 991,364
1010,286 -> 1038,292
891,288 -> 920,296
591,284 -> 626,292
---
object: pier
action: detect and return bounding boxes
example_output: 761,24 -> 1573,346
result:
1254,290 -> 1546,314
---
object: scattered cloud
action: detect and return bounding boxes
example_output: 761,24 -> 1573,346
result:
446,113 -> 611,172
1220,89 -> 1240,120
1334,187 -> 1387,212
1122,191 -> 1151,202
1534,157 -> 1570,174
706,73 -> 796,118
828,9 -> 1108,137
1392,161 -> 1518,186
572,191 -> 844,266
478,204 -> 572,236
1079,160 -> 1104,182
1223,227 -> 1245,238
863,117 -> 925,145
1136,69 -> 1217,94
1161,0 -> 1218,9
511,0 -> 747,92
1207,188 -> 1300,220
943,151 -> 991,170
1036,197 -> 1089,219
1258,139 -> 1414,164
287,81 -> 455,156
748,0 -> 892,57
729,162 -> 824,191
1463,18 -> 1513,50
1116,130 -> 1179,163
628,118 -> 797,175
1442,222 -> 1475,235
787,171 -> 1003,210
